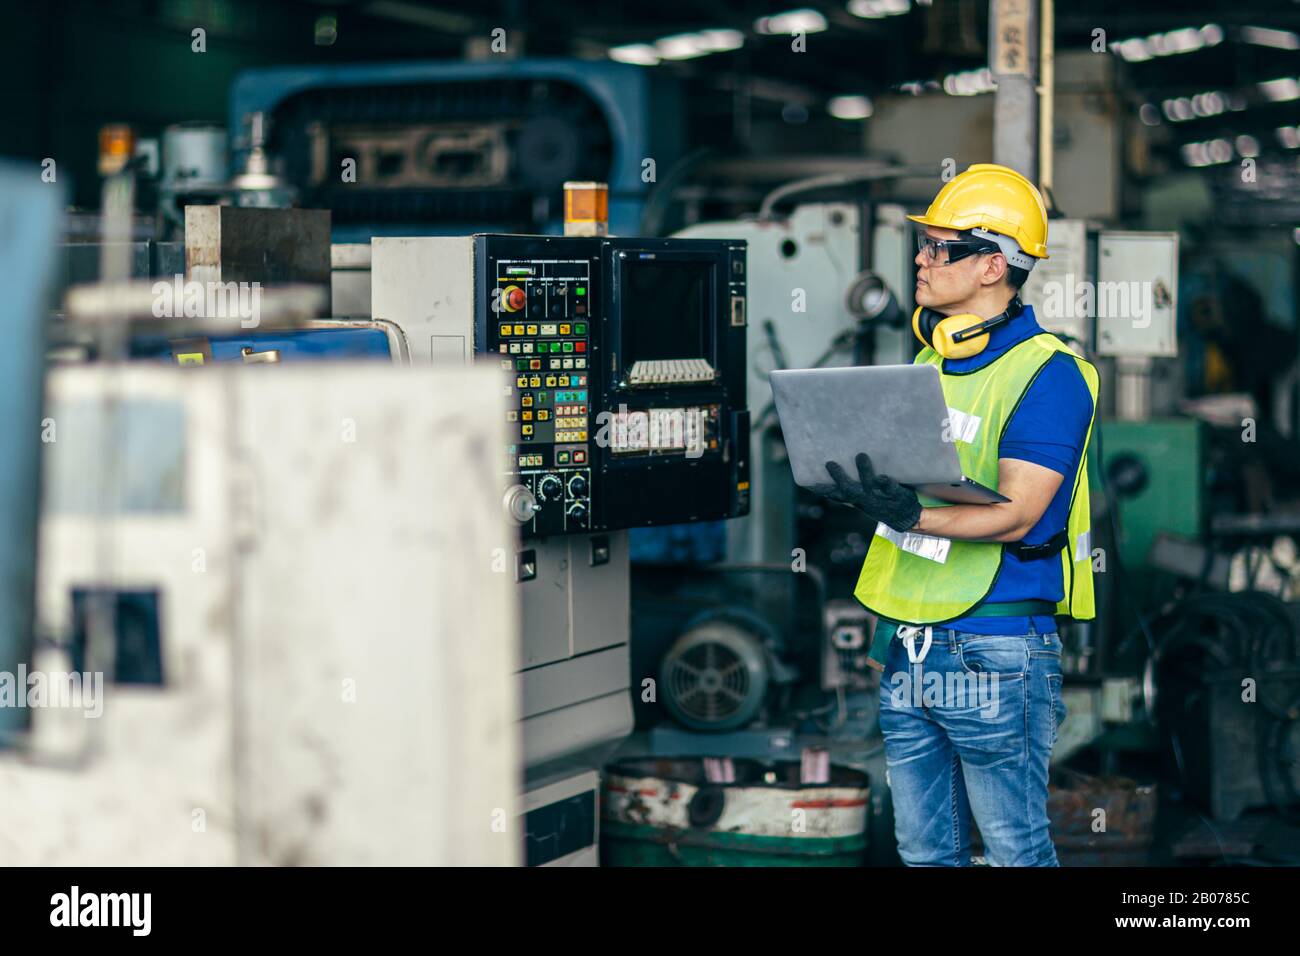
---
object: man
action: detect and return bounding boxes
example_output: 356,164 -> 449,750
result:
822,164 -> 1098,866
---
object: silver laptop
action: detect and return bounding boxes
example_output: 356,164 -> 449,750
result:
769,364 -> 1009,505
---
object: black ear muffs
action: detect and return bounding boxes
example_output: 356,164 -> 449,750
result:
912,297 -> 1023,359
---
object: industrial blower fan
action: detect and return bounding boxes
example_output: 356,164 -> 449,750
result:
659,610 -> 782,732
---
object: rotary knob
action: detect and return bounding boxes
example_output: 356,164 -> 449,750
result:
567,474 -> 589,498
538,475 -> 563,502
568,501 -> 588,524
502,484 -> 539,525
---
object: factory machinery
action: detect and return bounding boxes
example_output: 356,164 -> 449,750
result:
0,172 -> 523,863
16,53 -> 741,866
370,232 -> 750,863
15,188 -> 751,865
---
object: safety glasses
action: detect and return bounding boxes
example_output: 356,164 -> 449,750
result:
915,232 -> 1001,266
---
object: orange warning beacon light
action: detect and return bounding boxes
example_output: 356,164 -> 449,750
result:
563,181 -> 608,237
98,124 -> 137,177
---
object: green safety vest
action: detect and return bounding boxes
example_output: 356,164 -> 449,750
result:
853,332 -> 1099,626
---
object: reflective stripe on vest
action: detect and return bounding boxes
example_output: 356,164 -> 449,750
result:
853,333 -> 1099,625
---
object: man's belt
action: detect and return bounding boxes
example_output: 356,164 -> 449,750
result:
963,599 -> 1057,617
1005,528 -> 1069,562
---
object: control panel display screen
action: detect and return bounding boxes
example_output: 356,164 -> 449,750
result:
619,259 -> 710,367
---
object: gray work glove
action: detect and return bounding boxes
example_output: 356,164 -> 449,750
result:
824,453 -> 922,533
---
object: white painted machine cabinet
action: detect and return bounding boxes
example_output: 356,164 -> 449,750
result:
0,364 -> 520,865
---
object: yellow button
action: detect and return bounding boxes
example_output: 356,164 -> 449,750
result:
514,325 -> 524,336
538,410 -> 550,421
526,325 -> 538,335
558,376 -> 569,386
521,395 -> 533,407
500,325 -> 512,336
516,376 -> 527,387
522,425 -> 533,436
522,410 -> 533,421
560,324 -> 571,335
529,376 -> 541,388
545,376 -> 557,387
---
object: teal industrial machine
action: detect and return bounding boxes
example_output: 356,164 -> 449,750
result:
0,163 -> 64,748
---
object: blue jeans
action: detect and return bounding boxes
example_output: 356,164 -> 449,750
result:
877,623 -> 1066,866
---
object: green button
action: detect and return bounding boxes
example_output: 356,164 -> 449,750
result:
562,342 -> 574,353
576,286 -> 586,296
516,359 -> 528,370
575,323 -> 587,334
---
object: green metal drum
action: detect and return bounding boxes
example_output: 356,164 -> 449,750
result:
601,757 -> 870,867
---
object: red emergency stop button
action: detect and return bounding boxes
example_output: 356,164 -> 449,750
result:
503,285 -> 526,312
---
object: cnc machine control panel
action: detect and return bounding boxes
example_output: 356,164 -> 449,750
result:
480,236 -> 599,536
476,234 -> 748,538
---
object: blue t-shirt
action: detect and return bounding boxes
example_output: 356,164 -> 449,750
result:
939,304 -> 1094,635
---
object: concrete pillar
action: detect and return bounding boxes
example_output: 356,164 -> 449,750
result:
990,0 -> 1041,181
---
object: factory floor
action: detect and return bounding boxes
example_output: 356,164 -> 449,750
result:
604,729 -> 1300,867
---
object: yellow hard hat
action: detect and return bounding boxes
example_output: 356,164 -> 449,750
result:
908,163 -> 1049,263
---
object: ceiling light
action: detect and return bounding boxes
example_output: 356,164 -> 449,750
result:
755,9 -> 829,34
608,44 -> 661,65
1242,26 -> 1299,49
1259,77 -> 1300,102
656,33 -> 712,60
848,0 -> 910,18
828,95 -> 874,119
943,67 -> 995,96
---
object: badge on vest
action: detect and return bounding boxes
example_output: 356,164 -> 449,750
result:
875,522 -> 952,564
944,407 -> 982,444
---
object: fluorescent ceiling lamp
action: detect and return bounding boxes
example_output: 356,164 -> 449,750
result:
755,9 -> 828,34
1259,77 -> 1300,102
1113,38 -> 1153,62
828,95 -> 874,119
1242,26 -> 1300,49
943,67 -> 995,96
609,43 -> 661,65
655,32 -> 713,60
696,29 -> 745,52
848,0 -> 910,18
1112,24 -> 1222,61
1180,138 -> 1233,167
1153,27 -> 1205,55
